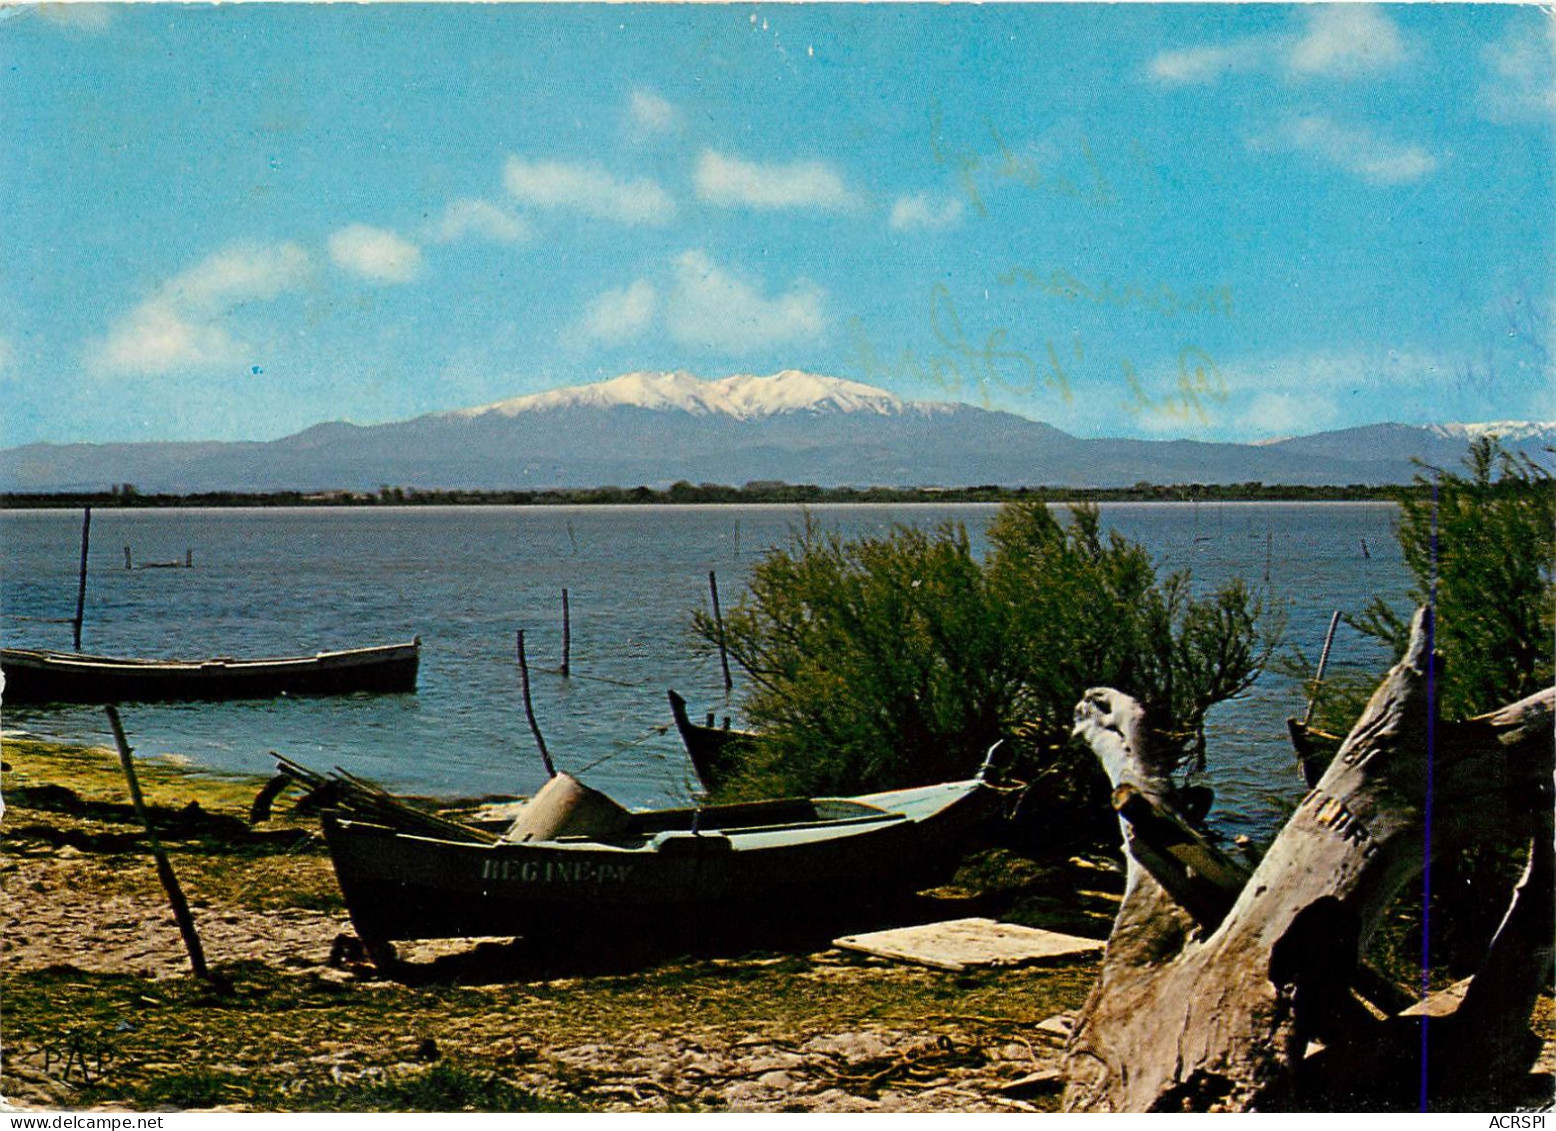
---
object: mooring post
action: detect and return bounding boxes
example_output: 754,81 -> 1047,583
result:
517,629 -> 557,778
104,705 -> 210,981
124,545 -> 133,570
73,506 -> 91,651
186,548 -> 193,568
709,569 -> 732,692
1302,610 -> 1344,729
561,589 -> 571,678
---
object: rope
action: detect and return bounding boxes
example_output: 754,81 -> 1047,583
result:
556,669 -> 642,689
573,723 -> 673,775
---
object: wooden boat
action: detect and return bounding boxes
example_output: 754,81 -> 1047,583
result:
321,759 -> 1001,952
0,639 -> 420,704
666,688 -> 756,791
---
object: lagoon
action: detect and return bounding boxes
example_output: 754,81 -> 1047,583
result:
0,503 -> 1409,839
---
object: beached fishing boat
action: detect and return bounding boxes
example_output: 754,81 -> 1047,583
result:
320,757 -> 1001,952
666,688 -> 756,792
0,639 -> 420,704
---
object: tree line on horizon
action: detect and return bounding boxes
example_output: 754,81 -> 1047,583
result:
2,479 -> 1408,509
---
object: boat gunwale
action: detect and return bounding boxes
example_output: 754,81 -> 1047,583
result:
0,640 -> 420,672
327,777 -> 985,853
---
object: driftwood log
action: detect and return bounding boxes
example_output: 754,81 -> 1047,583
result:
1063,608 -> 1554,1111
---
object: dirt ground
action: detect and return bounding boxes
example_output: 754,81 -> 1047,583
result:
0,738 -> 1099,1113
0,845 -> 1086,1113
9,735 -> 1546,1114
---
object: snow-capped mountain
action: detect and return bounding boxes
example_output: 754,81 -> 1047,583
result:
2,370 -> 1551,494
1261,420 -> 1555,469
452,370 -> 932,421
1426,421 -> 1556,445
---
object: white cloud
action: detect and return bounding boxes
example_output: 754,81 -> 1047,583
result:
1149,41 -> 1268,87
1202,347 -> 1464,437
629,89 -> 678,135
889,193 -> 965,232
89,242 -> 310,376
666,250 -> 826,351
328,224 -> 422,284
1251,114 -> 1437,185
582,280 -> 658,344
1243,391 -> 1340,437
1146,6 -> 1406,87
1287,5 -> 1406,79
1218,349 -> 1447,394
503,158 -> 675,226
433,198 -> 529,245
1480,16 -> 1556,123
695,150 -> 858,211
94,303 -> 239,376
165,242 -> 311,312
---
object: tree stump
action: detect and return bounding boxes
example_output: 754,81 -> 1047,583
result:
1063,607 -> 1554,1111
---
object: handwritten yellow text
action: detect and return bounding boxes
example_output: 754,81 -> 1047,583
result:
928,101 -> 1116,215
998,264 -> 1234,321
847,286 -> 1077,409
1121,347 -> 1229,425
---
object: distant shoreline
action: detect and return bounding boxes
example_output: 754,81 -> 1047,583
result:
0,481 -> 1412,510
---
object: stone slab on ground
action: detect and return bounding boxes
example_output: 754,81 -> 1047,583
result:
834,917 -> 1105,972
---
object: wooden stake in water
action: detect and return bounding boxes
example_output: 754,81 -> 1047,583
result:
72,506 -> 91,651
104,705 -> 210,981
1301,610 -> 1343,729
561,589 -> 571,678
709,570 -> 732,692
124,545 -> 133,570
517,629 -> 557,778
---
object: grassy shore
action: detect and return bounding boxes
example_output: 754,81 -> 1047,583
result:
1,734 -> 1106,1113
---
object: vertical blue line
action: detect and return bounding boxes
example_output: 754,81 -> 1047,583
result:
1420,479 -> 1439,1111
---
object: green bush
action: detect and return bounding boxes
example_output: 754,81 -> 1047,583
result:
1292,438 -> 1554,984
693,503 -> 1279,805
1350,437 -> 1554,720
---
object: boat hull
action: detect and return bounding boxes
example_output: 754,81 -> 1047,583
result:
322,778 -> 993,947
667,689 -> 754,792
0,641 -> 420,704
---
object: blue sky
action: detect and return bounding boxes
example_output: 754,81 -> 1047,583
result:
2,2 -> 1552,446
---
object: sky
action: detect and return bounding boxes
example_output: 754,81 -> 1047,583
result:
2,2 -> 1553,447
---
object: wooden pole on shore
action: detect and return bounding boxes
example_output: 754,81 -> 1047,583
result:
72,507 -> 91,651
561,589 -> 571,678
517,630 -> 557,778
104,705 -> 210,981
709,570 -> 732,692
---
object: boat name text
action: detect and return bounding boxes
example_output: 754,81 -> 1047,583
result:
481,858 -> 635,885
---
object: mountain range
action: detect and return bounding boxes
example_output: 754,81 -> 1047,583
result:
3,370 -> 1552,494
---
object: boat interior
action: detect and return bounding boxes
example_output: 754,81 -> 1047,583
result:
495,772 -> 898,847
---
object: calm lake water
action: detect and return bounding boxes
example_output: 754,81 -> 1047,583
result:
0,503 -> 1409,839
